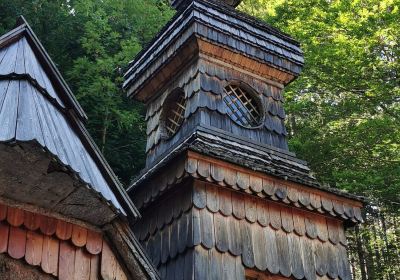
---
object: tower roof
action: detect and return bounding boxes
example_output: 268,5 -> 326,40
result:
0,16 -> 139,220
123,0 -> 304,101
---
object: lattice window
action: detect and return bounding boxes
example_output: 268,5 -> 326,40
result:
165,92 -> 187,137
223,84 -> 262,127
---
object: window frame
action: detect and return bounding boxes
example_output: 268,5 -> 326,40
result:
222,81 -> 264,129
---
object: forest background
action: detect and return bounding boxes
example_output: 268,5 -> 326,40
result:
0,0 -> 399,279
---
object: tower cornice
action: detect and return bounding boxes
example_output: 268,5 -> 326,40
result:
123,0 -> 304,102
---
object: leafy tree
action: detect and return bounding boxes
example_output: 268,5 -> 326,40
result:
67,0 -> 173,184
240,0 -> 400,203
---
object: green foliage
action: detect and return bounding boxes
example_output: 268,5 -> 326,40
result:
240,0 -> 400,203
68,0 -> 173,184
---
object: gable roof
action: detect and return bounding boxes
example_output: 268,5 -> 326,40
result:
0,16 -> 140,219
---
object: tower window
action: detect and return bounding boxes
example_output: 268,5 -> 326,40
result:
223,84 -> 263,128
164,89 -> 187,137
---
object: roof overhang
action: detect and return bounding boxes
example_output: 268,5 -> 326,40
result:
123,0 -> 304,102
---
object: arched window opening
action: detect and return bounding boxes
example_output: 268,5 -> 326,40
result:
164,89 -> 187,137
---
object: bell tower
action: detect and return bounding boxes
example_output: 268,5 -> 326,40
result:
123,1 -> 363,279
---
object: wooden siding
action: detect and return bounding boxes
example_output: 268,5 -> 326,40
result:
134,182 -> 352,280
0,203 -> 128,280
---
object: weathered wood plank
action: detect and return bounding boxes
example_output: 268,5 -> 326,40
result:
327,244 -> 339,279
305,214 -> 318,239
310,193 -> 322,210
40,216 -> 57,236
183,249 -> 194,279
249,175 -> 262,193
321,197 -> 333,213
300,237 -> 316,280
240,221 -> 255,268
223,168 -> 237,187
268,202 -> 282,230
89,254 -> 100,280
8,226 -> 27,259
72,225 -> 88,247
169,220 -> 179,259
256,200 -> 269,227
198,160 -> 210,178
161,227 -> 170,264
0,222 -> 9,253
178,212 -> 189,254
211,163 -> 225,182
222,252 -> 236,280
253,222 -> 267,271
200,209 -> 215,249
25,230 -> 44,266
0,204 -> 7,221
86,230 -> 103,255
281,207 -> 294,233
191,208 -> 201,247
228,217 -> 242,256
232,191 -> 245,220
152,233 -> 161,266
215,213 -> 229,253
244,196 -> 257,223
209,249 -> 222,279
262,178 -> 276,196
193,181 -> 207,209
7,207 -> 24,227
314,241 -> 328,276
276,230 -> 291,277
24,212 -> 41,231
218,188 -> 232,216
293,209 -> 306,236
41,236 -> 59,276
59,241 -> 76,280
101,241 -> 116,280
206,184 -> 219,213
194,246 -> 209,280
315,216 -> 328,242
326,218 -> 340,245
288,233 -> 304,279
265,226 -> 279,274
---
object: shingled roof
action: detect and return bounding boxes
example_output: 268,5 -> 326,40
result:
0,17 -> 139,219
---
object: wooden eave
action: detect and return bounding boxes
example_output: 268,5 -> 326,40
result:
128,125 -> 364,225
123,0 -> 304,102
130,150 -> 364,224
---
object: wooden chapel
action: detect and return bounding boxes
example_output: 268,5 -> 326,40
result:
123,0 -> 365,280
0,17 -> 159,280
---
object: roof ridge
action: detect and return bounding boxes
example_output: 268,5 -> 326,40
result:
0,17 -> 87,121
